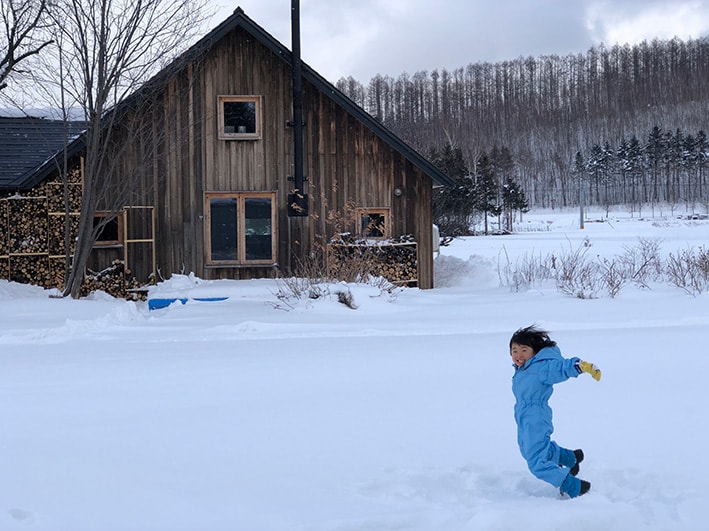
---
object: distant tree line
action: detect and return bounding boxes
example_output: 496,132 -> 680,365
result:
336,37 -> 709,214
576,126 -> 708,216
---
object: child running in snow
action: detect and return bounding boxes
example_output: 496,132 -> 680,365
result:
510,325 -> 601,498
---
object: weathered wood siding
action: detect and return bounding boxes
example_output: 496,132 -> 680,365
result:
111,26 -> 435,288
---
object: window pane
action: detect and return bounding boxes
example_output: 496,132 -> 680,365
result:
245,197 -> 272,260
94,215 -> 119,242
361,213 -> 385,237
223,101 -> 256,134
210,198 -> 238,261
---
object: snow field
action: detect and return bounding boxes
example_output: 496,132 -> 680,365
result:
1,209 -> 708,530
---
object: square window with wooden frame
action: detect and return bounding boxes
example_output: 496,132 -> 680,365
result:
357,208 -> 390,239
93,211 -> 124,247
218,96 -> 262,140
205,192 -> 277,266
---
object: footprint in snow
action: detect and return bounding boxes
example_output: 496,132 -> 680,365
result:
9,508 -> 33,521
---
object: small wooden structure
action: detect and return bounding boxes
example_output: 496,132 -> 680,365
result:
0,117 -> 84,289
0,8 -> 453,293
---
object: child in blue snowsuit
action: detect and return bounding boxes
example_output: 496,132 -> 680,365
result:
510,325 -> 601,498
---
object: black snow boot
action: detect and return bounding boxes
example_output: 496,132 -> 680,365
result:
570,449 -> 584,476
579,479 -> 591,496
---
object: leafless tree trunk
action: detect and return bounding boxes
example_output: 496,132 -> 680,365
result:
39,0 -> 209,298
0,0 -> 52,91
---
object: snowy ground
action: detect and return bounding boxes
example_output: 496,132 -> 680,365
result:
1,209 -> 708,530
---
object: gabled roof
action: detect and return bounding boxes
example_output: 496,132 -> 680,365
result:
3,7 -> 454,190
0,117 -> 85,191
129,6 -> 455,187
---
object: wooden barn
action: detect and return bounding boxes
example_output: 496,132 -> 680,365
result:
0,7 -> 452,294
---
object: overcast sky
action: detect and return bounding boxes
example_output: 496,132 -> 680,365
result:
212,0 -> 709,82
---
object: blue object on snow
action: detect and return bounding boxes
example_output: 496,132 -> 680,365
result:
148,297 -> 228,310
148,298 -> 188,310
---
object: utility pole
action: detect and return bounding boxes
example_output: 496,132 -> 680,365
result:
579,174 -> 585,229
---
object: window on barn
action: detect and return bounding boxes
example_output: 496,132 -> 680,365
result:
356,208 -> 390,239
205,192 -> 276,265
93,211 -> 123,247
217,96 -> 262,140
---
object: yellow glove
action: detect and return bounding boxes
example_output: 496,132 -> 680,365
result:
577,360 -> 602,381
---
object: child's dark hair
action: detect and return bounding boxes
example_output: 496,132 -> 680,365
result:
510,325 -> 557,354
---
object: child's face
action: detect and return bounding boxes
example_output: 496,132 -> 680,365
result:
510,343 -> 535,367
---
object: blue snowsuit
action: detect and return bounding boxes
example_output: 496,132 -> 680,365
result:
512,345 -> 580,491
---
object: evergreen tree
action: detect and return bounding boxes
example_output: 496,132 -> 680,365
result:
665,129 -> 684,203
646,126 -> 665,204
626,135 -> 645,213
601,141 -> 615,213
473,152 -> 501,235
616,136 -> 643,209
586,144 -> 604,204
490,145 -> 515,179
501,178 -> 529,231
429,143 -> 469,179
573,151 -> 586,177
490,145 -> 515,228
573,151 -> 587,224
681,133 -> 696,204
617,138 -> 631,205
696,130 -> 708,199
429,143 -> 474,236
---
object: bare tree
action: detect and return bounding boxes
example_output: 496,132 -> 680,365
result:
0,0 -> 52,91
42,0 -> 209,298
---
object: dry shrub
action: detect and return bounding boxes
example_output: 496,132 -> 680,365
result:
597,256 -> 627,298
495,237 -> 675,299
273,246 -> 397,309
619,238 -> 664,288
666,247 -> 709,296
497,246 -> 554,292
554,245 -> 602,299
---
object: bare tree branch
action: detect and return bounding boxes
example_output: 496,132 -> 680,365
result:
39,0 -> 211,298
0,0 -> 52,91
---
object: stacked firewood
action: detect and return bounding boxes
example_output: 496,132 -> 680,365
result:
42,181 -> 82,213
48,215 -> 79,255
0,199 -> 6,280
2,169 -> 149,299
1,194 -> 73,290
80,260 -> 146,299
7,196 -> 48,254
373,243 -> 418,284
327,235 -> 418,285
8,255 -> 53,286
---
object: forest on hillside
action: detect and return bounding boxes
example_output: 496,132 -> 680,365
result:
335,37 -> 709,218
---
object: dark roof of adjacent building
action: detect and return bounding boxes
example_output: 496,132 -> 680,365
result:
0,116 -> 85,191
2,7 -> 453,190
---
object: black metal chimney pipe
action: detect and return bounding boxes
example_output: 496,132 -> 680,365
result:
288,0 -> 308,216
